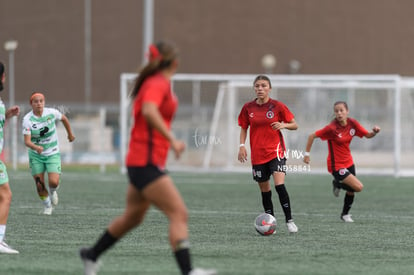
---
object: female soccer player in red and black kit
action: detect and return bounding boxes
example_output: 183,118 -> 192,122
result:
238,75 -> 298,233
80,41 -> 216,275
303,101 -> 380,222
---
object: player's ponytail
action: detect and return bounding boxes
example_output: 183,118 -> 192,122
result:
130,41 -> 178,99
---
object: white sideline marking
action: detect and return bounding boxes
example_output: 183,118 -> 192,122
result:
14,205 -> 414,220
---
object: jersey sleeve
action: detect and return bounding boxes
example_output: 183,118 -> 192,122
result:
22,116 -> 31,136
140,79 -> 167,107
49,108 -> 63,120
315,125 -> 333,141
278,102 -> 295,122
238,104 -> 250,129
351,118 -> 369,138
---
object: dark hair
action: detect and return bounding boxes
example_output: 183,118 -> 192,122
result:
130,41 -> 178,99
253,75 -> 272,88
0,62 -> 5,91
334,101 -> 348,110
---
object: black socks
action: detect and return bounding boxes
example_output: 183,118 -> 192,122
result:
86,233 -> 193,275
260,185 -> 293,222
87,230 -> 118,261
275,184 -> 292,222
174,240 -> 192,275
341,193 -> 354,216
261,191 -> 274,216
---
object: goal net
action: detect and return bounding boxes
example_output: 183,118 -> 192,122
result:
120,73 -> 414,177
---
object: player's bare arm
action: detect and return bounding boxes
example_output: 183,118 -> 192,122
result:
365,125 -> 381,139
238,128 -> 248,163
61,115 -> 75,142
270,118 -> 298,131
142,102 -> 185,159
303,133 -> 317,164
23,134 -> 43,154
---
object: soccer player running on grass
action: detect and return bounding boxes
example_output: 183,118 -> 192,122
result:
0,62 -> 20,254
303,101 -> 380,222
22,92 -> 75,215
79,41 -> 216,275
238,75 -> 298,233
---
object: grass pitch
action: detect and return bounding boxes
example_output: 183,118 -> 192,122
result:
1,169 -> 413,274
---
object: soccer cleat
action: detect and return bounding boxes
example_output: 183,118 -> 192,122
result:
341,214 -> 354,223
80,248 -> 101,275
189,268 -> 218,275
0,241 -> 19,254
51,191 -> 59,206
332,180 -> 340,197
42,205 -> 53,215
286,220 -> 298,233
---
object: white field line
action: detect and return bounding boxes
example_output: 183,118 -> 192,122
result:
14,205 -> 414,220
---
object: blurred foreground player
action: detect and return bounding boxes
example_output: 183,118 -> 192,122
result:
79,41 -> 216,275
0,62 -> 20,254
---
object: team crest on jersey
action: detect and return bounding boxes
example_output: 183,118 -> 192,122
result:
266,110 -> 274,119
339,168 -> 348,176
32,123 -> 37,129
350,128 -> 355,136
249,113 -> 254,118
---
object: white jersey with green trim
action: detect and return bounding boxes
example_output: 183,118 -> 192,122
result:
22,107 -> 63,156
0,100 -> 6,154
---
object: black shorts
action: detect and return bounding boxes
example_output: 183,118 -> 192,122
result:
127,164 -> 166,191
252,158 -> 287,183
332,165 -> 355,182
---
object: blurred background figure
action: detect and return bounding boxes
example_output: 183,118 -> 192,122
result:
0,61 -> 20,254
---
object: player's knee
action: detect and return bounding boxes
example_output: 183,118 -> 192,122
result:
48,178 -> 60,188
354,183 -> 364,192
0,189 -> 12,205
49,182 -> 59,188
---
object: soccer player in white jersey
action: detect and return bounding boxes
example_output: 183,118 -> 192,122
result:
0,62 -> 20,254
22,92 -> 75,215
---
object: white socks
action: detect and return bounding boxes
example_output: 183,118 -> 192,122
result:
50,187 -> 57,194
0,224 -> 6,243
42,196 -> 52,208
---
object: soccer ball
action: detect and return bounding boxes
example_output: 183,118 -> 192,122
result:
254,213 -> 277,236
